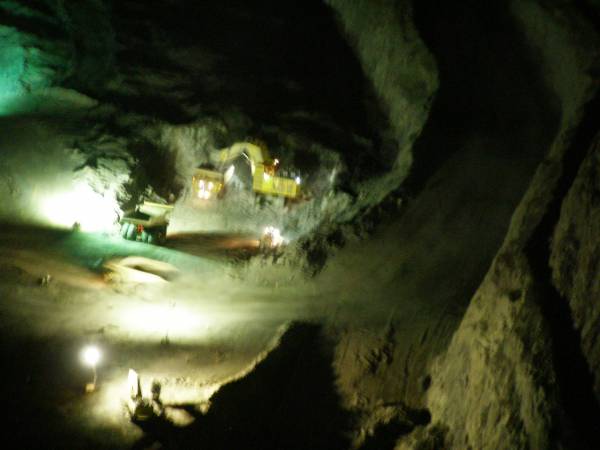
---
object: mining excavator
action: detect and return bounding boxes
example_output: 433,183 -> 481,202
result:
191,141 -> 301,200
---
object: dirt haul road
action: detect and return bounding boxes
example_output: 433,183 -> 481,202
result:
0,225 -> 311,448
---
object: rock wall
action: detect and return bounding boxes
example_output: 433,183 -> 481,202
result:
550,135 -> 600,404
411,2 -> 600,449
325,0 -> 438,197
0,1 -> 111,115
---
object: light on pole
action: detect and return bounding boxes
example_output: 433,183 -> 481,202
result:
82,345 -> 101,392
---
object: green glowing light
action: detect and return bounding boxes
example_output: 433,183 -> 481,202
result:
0,26 -> 26,115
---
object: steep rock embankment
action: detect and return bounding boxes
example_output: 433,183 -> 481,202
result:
550,135 -> 600,405
295,1 -> 595,448
410,2 -> 600,449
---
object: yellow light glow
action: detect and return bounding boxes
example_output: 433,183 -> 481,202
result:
40,182 -> 119,231
263,226 -> 284,247
118,303 -> 212,340
82,345 -> 101,366
128,369 -> 140,398
196,178 -> 216,199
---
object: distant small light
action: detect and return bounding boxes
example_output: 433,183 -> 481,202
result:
208,181 -> 214,190
224,165 -> 235,182
295,176 -> 301,185
82,345 -> 101,367
128,369 -> 140,399
263,226 -> 283,247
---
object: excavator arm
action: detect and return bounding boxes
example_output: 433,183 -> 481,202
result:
213,141 -> 272,173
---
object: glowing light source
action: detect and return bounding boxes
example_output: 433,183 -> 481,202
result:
196,178 -> 218,199
224,165 -> 235,183
262,226 -> 284,248
40,182 -> 119,231
82,345 -> 101,366
128,369 -> 141,399
118,303 -> 212,341
294,176 -> 301,185
81,345 -> 101,392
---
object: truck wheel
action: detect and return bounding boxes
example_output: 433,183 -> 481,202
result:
156,228 -> 167,245
125,224 -> 136,240
120,223 -> 129,238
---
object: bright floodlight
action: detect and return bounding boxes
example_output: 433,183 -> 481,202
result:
263,226 -> 284,247
82,345 -> 101,367
40,181 -> 120,231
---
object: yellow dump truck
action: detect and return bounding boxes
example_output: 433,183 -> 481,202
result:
119,201 -> 174,244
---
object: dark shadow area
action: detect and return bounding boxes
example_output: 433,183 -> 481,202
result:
409,0 -> 560,193
0,333 -> 265,449
105,0 -> 390,178
0,4 -> 66,40
132,322 -> 354,450
165,232 -> 259,261
524,82 -> 600,449
111,0 -> 375,131
124,137 -> 182,206
360,421 -> 413,450
0,335 -> 131,450
0,222 -> 73,244
358,405 -> 430,450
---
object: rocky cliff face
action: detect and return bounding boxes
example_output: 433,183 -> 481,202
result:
551,135 -> 600,405
309,1 -> 600,449
407,2 -> 600,449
